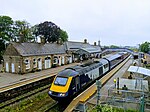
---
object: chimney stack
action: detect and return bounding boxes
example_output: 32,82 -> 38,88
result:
19,33 -> 24,43
94,42 -> 96,46
40,36 -> 45,44
98,40 -> 101,46
84,39 -> 87,44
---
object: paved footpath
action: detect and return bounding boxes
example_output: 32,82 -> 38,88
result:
0,63 -> 79,88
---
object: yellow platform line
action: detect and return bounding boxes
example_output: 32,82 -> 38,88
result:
64,56 -> 131,112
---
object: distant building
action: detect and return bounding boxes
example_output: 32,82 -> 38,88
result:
66,40 -> 102,61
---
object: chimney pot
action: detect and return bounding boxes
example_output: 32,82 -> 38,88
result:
84,39 -> 87,43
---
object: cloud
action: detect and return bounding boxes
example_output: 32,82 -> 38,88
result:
0,0 -> 150,46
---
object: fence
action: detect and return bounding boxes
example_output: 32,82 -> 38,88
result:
74,84 -> 150,112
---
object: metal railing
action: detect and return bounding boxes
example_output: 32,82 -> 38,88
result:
74,84 -> 150,112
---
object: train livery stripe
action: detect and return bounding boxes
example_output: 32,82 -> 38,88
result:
50,77 -> 72,93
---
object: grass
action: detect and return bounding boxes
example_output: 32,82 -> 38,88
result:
0,90 -> 56,112
89,104 -> 138,112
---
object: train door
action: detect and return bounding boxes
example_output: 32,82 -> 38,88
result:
71,78 -> 76,94
75,76 -> 80,91
99,66 -> 103,76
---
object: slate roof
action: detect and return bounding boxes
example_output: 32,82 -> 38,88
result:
77,47 -> 101,54
11,42 -> 66,56
65,41 -> 102,52
6,41 -> 102,56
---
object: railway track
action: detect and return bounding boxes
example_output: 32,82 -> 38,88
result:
0,84 -> 50,109
44,102 -> 59,112
0,75 -> 55,104
43,101 -> 71,112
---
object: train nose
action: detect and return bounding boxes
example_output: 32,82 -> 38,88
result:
48,90 -> 68,97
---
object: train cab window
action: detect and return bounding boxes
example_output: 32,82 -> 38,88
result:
54,77 -> 68,86
104,64 -> 108,69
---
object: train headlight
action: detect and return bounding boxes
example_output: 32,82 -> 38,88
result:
59,93 -> 65,97
49,91 -> 52,94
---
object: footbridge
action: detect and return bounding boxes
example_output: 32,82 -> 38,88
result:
101,48 -> 134,54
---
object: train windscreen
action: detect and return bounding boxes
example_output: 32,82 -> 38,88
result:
54,77 -> 68,86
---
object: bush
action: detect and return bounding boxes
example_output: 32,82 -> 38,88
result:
91,104 -> 138,112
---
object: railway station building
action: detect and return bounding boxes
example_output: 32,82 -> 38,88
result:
3,39 -> 102,74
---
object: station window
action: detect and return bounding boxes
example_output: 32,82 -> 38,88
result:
33,59 -> 36,64
24,59 -> 30,69
33,59 -> 37,68
53,57 -> 58,64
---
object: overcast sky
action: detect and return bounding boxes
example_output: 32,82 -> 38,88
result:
0,0 -> 150,46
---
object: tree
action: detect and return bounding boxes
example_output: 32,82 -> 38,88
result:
0,39 -> 5,63
31,24 -> 38,42
35,21 -> 61,43
0,16 -> 14,41
110,45 -> 119,48
59,30 -> 68,42
140,41 -> 150,53
13,20 -> 34,42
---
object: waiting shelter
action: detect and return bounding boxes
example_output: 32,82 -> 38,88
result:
127,66 -> 150,92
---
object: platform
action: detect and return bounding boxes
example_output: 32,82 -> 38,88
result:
0,63 -> 79,88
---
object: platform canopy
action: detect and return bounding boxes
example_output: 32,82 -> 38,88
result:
128,66 -> 150,77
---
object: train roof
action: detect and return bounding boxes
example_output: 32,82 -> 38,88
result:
118,52 -> 127,55
57,69 -> 79,77
99,58 -> 109,65
58,61 -> 103,77
105,54 -> 122,61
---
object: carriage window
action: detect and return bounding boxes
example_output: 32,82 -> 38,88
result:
54,77 -> 68,86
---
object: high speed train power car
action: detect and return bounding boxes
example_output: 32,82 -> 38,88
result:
48,52 -> 129,101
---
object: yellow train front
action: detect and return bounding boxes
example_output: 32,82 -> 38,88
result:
48,68 -> 81,101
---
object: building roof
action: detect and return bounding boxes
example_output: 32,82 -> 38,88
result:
128,66 -> 150,77
76,47 -> 101,55
4,41 -> 102,57
10,42 -> 66,56
66,41 -> 102,53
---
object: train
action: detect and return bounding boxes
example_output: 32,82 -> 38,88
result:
48,52 -> 130,101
